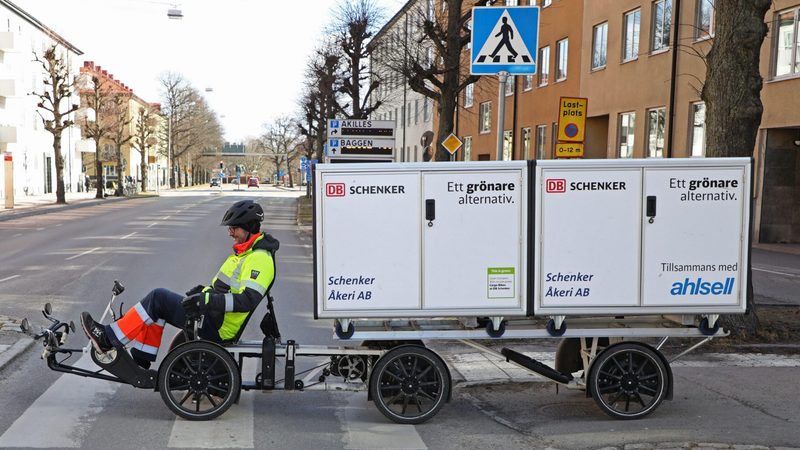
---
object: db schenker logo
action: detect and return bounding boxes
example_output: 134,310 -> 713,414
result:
326,183 -> 345,197
546,179 -> 566,193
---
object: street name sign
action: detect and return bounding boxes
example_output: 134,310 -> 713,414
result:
327,119 -> 396,161
470,6 -> 540,75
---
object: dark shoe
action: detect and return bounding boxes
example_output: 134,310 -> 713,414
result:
80,312 -> 113,353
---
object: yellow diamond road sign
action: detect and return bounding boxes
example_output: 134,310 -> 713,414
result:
442,133 -> 463,154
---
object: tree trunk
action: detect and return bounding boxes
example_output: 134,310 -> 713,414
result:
115,144 -> 123,196
435,90 -> 457,161
700,0 -> 771,336
95,154 -> 104,199
53,134 -> 66,204
140,152 -> 148,193
287,160 -> 294,188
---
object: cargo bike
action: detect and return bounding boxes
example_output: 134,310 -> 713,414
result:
22,157 -> 751,423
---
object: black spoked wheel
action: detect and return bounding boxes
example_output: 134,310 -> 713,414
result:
369,345 -> 450,424
158,341 -> 241,421
589,343 -> 668,420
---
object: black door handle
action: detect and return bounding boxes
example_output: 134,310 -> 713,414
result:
646,196 -> 657,223
425,199 -> 435,226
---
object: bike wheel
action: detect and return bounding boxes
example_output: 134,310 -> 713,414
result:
369,345 -> 450,424
589,343 -> 668,420
158,341 -> 241,420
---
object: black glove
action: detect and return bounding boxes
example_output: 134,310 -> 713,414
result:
181,293 -> 207,316
185,284 -> 206,296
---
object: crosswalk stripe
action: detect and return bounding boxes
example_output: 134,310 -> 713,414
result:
0,355 -> 120,448
340,392 -> 427,450
167,357 -> 257,448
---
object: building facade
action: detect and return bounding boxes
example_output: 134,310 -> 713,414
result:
78,61 -> 165,192
414,0 -> 798,243
0,0 -> 84,200
369,0 -> 436,162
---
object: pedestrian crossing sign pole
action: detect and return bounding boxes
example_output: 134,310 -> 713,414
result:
470,6 -> 539,160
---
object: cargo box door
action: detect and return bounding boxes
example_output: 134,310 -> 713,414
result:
319,172 -> 422,313
642,168 -> 746,307
422,171 -> 524,310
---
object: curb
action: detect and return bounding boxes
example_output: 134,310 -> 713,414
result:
0,338 -> 35,372
0,195 -> 137,222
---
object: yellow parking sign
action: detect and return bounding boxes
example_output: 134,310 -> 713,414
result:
557,97 -> 588,143
555,142 -> 584,158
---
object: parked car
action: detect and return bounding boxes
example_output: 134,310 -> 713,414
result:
247,177 -> 259,188
210,178 -> 220,187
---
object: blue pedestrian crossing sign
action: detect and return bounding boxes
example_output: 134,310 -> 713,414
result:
470,6 -> 540,75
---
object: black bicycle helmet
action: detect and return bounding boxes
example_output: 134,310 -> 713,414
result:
221,200 -> 264,232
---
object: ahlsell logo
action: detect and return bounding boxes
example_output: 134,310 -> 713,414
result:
326,183 -> 345,197
546,179 -> 566,193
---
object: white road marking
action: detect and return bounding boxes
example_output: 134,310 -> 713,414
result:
13,233 -> 22,237
168,356 -> 256,448
0,275 -> 20,283
162,215 -> 172,220
753,267 -> 799,278
0,355 -> 120,448
340,392 -> 427,449
65,247 -> 101,261
121,231 -> 138,240
147,222 -> 157,228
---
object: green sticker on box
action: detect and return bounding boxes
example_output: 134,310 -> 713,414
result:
488,267 -> 515,299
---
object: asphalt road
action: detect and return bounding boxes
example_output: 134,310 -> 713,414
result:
0,188 -> 798,449
751,247 -> 800,305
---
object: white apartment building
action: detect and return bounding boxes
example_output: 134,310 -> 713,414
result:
0,0 -> 84,200
368,0 -> 435,162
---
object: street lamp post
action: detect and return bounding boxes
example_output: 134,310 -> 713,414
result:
167,113 -> 173,188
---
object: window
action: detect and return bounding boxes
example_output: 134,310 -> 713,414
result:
556,39 -> 568,81
464,136 -> 472,161
427,0 -> 434,20
651,0 -> 672,52
465,83 -> 474,107
536,125 -> 547,159
522,127 -> 531,159
424,98 -> 431,122
542,0 -> 552,6
774,7 -> 800,77
503,130 -> 513,160
646,107 -> 666,157
538,46 -> 550,86
506,0 -> 518,5
407,102 -> 412,126
623,9 -> 641,61
695,0 -> 715,40
479,102 -> 492,133
690,102 -> 706,157
592,22 -> 608,70
523,75 -> 533,91
467,20 -> 472,49
618,112 -> 636,158
414,99 -> 419,124
505,75 -> 515,96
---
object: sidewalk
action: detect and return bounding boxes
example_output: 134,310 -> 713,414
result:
0,190 -> 130,222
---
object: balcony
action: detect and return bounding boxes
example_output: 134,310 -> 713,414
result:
0,125 -> 16,144
0,32 -> 14,52
0,79 -> 15,98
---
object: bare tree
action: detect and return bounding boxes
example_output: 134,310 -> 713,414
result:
299,44 -> 343,161
131,106 -> 158,192
331,0 -> 384,119
107,93 -> 133,196
31,45 -> 80,204
259,116 -> 300,187
159,73 -> 223,187
381,0 -> 488,160
701,0 -> 772,335
79,74 -> 122,199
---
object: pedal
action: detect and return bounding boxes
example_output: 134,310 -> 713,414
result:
501,348 -> 573,384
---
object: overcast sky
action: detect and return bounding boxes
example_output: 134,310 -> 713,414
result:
14,0 -> 407,142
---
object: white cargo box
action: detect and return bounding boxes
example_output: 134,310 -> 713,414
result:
534,158 -> 751,316
314,161 -> 529,319
313,158 -> 751,322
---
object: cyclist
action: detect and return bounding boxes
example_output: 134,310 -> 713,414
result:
80,200 -> 279,368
